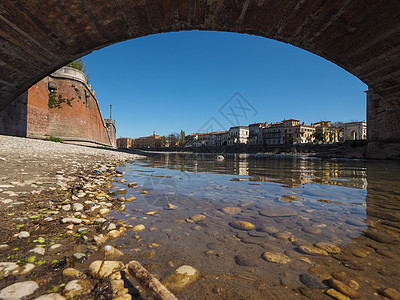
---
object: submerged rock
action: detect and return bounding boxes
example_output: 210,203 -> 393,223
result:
299,245 -> 329,256
315,242 -> 341,254
259,206 -> 297,217
220,207 -> 241,214
328,278 -> 360,299
262,251 -> 291,264
115,189 -> 127,195
162,265 -> 200,293
230,221 -> 255,231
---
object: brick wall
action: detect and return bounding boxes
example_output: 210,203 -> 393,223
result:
26,74 -> 114,146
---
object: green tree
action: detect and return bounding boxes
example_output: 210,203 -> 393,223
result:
66,59 -> 90,83
314,130 -> 325,142
180,130 -> 186,145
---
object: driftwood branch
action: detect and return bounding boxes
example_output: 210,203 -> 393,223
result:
127,260 -> 178,300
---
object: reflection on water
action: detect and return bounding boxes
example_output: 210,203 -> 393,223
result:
111,154 -> 400,299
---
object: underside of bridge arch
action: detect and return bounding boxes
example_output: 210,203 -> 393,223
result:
1,0 -> 400,149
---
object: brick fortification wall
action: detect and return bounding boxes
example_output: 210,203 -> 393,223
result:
27,71 -> 114,146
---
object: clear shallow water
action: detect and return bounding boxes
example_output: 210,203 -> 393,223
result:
110,154 -> 400,299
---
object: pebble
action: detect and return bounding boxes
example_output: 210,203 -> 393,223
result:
95,218 -> 107,224
229,221 -> 255,231
94,234 -> 108,245
49,244 -> 62,251
30,247 -> 45,255
0,281 -> 39,299
104,245 -> 124,259
125,197 -> 136,202
220,207 -> 241,214
248,230 -> 269,238
299,245 -> 329,256
279,195 -> 299,202
191,214 -> 206,222
128,183 -> 137,188
164,203 -> 177,210
72,203 -> 84,211
62,204 -> 71,211
299,273 -> 325,288
162,265 -> 200,293
328,278 -> 360,299
72,253 -> 87,263
63,280 -> 94,298
99,208 -> 111,215
61,217 -> 82,224
326,288 -> 351,300
89,260 -> 125,278
258,225 -> 279,234
34,293 -> 66,300
18,231 -> 30,239
0,244 -> 10,252
115,189 -> 127,195
262,251 -> 291,264
62,268 -> 85,278
107,230 -> 121,238
0,262 -> 19,277
234,255 -> 258,267
364,231 -> 396,244
274,231 -> 293,240
132,224 -> 145,232
101,222 -> 117,233
77,227 -> 88,234
302,226 -> 322,234
19,263 -> 35,275
382,288 -> 400,300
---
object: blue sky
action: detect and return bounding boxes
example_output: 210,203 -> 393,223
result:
83,31 -> 367,139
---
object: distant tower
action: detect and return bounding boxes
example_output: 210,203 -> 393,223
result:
110,104 -> 112,119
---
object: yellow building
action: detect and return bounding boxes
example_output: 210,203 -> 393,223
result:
134,132 -> 165,148
312,121 -> 340,143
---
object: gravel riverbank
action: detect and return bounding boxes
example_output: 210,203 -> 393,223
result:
0,135 -> 146,299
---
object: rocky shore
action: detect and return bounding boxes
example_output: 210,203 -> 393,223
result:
0,135 -> 148,299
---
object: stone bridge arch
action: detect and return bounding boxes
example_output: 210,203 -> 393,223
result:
1,1 -> 400,145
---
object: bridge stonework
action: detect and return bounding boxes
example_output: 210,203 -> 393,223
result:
1,1 -> 400,149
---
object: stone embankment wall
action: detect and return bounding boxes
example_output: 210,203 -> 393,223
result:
366,89 -> 400,159
0,92 -> 28,137
0,67 -> 116,147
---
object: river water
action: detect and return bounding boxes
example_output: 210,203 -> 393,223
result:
110,153 -> 400,299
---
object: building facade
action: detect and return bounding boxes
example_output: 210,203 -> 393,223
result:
248,123 -> 267,145
263,122 -> 284,145
344,121 -> 367,140
312,121 -> 340,143
227,126 -> 249,146
117,137 -> 133,149
134,132 -> 164,148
